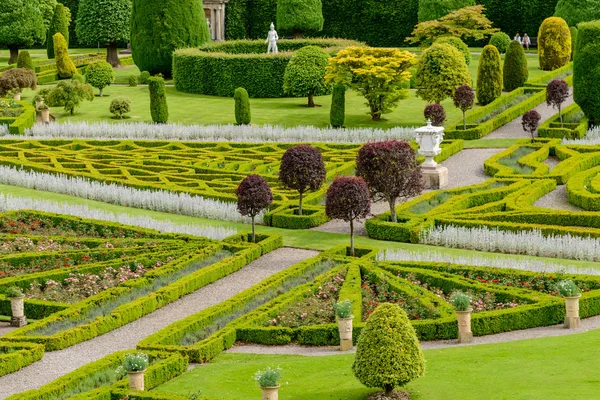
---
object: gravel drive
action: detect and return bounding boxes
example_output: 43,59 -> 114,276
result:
0,247 -> 318,399
534,185 -> 583,212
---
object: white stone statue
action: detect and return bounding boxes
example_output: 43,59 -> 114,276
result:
266,23 -> 279,54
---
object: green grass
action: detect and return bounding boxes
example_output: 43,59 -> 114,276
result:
0,48 -> 105,65
154,329 -> 600,400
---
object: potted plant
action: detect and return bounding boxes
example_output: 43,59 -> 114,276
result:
6,287 -> 26,327
450,291 -> 473,343
39,103 -> 50,123
333,299 -> 353,351
254,366 -> 281,400
10,88 -> 21,101
122,352 -> 149,391
557,280 -> 581,329
33,94 -> 44,110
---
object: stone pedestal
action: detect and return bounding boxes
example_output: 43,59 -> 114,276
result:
416,121 -> 449,189
337,317 -> 353,351
10,316 -> 27,327
564,296 -> 581,329
422,164 -> 448,189
456,310 -> 473,343
261,386 -> 279,400
340,339 -> 353,351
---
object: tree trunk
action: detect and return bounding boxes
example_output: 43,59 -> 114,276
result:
293,30 -> 303,39
389,198 -> 397,223
298,191 -> 303,216
559,104 -> 563,128
349,219 -> 354,257
251,216 -> 256,243
463,110 -> 467,130
106,43 -> 121,67
384,385 -> 394,397
308,92 -> 315,107
8,47 -> 19,65
99,88 -> 103,97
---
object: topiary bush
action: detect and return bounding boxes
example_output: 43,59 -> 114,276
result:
148,76 -> 168,123
276,0 -> 324,38
54,32 -> 77,79
138,71 -> 150,85
538,17 -> 572,71
234,87 -> 251,125
131,0 -> 210,76
330,84 -> 346,128
0,68 -> 37,96
573,20 -> 600,124
476,44 -> 503,105
283,46 -> 330,107
424,103 -> 446,126
109,97 -> 131,119
128,75 -> 138,87
570,26 -> 578,61
16,50 -> 33,70
236,174 -> 273,242
554,0 -> 600,27
489,32 -> 511,54
453,84 -> 475,130
46,3 -> 70,59
434,36 -> 471,65
85,60 -> 115,97
503,40 -> 528,91
352,303 -> 425,397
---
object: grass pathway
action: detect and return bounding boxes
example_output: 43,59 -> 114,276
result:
0,248 -> 318,399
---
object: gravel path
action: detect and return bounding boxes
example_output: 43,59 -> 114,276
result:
0,248 -> 318,399
533,185 -> 583,212
486,93 -> 574,139
228,314 -> 600,356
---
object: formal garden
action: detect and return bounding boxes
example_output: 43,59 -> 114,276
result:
1,0 -> 600,398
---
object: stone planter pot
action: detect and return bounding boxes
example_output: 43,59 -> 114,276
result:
13,92 -> 21,101
35,100 -> 44,110
564,295 -> 581,329
456,309 -> 473,343
337,317 -> 353,351
41,109 -> 50,123
127,370 -> 145,391
10,296 -> 24,318
261,385 -> 279,400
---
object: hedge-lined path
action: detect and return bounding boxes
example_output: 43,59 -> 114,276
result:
227,314 -> 600,357
486,93 -> 574,139
312,148 -> 504,235
0,247 -> 318,399
534,185 -> 582,212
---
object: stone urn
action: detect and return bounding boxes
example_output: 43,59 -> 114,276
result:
456,309 -> 473,343
261,385 -> 279,400
564,295 -> 581,329
337,317 -> 353,351
416,120 -> 448,189
9,296 -> 27,327
127,370 -> 145,391
13,92 -> 21,101
41,108 -> 50,123
35,100 -> 44,110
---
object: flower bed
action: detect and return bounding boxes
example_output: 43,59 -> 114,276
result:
538,103 -> 589,139
0,100 -> 35,134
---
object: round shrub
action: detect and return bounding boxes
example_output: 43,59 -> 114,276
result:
234,87 -> 251,125
54,32 -> 77,79
538,17 -> 571,71
109,97 -> 131,119
148,76 -> 168,123
503,40 -> 528,91
489,32 -> 511,54
573,20 -> 600,124
128,75 -> 138,87
352,303 -> 425,396
277,0 -> 324,37
416,43 -> 471,103
424,103 -> 446,126
283,46 -> 330,107
330,84 -> 346,128
434,36 -> 471,65
138,71 -> 150,85
476,44 -> 503,105
85,60 -> 115,97
16,51 -> 33,71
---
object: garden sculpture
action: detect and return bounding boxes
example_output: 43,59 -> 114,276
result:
266,23 -> 279,54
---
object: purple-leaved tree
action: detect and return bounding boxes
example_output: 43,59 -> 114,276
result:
424,103 -> 446,126
453,85 -> 475,130
522,110 -> 542,143
236,174 -> 273,242
546,79 -> 570,127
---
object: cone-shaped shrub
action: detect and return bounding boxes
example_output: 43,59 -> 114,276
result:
476,45 -> 503,105
236,174 -> 273,242
330,84 -> 346,128
47,3 -> 70,59
85,60 -> 115,97
434,36 -> 471,65
353,303 -> 425,397
503,40 -> 528,91
574,20 -> 600,124
54,33 -> 77,79
538,17 -> 571,71
148,76 -> 168,123
234,87 -> 251,125
570,26 -> 577,61
16,50 -> 33,70
277,0 -> 324,38
489,32 -> 511,54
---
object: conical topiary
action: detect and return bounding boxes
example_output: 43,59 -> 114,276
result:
352,303 -> 425,397
47,3 -> 70,59
476,44 -> 503,105
503,40 -> 528,91
54,33 -> 77,79
17,50 -> 34,71
538,17 -> 572,71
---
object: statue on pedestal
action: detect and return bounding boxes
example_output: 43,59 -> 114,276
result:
266,23 -> 279,54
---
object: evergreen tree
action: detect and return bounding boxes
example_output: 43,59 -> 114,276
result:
283,46 -> 330,107
538,17 -> 571,71
47,3 -> 70,59
330,84 -> 346,128
149,76 -> 169,123
277,0 -> 324,38
416,43 -> 471,103
554,0 -> 600,27
54,32 -> 77,78
574,21 -> 600,124
234,87 -> 251,125
0,0 -> 47,64
503,40 -> 528,91
17,51 -> 34,70
476,44 -> 503,105
418,0 -> 475,22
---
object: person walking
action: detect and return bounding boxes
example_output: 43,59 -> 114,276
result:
522,33 -> 531,50
514,33 -> 522,44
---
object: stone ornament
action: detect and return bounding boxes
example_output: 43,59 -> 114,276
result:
416,120 -> 448,189
266,23 -> 279,54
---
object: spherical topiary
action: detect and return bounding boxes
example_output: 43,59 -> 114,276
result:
47,3 -> 70,59
131,0 -> 210,77
424,103 -> 446,126
85,60 -> 115,97
570,26 -> 578,61
148,76 -> 168,123
503,40 -> 528,91
476,44 -> 503,105
234,87 -> 251,125
573,20 -> 600,124
16,50 -> 34,71
434,36 -> 471,65
330,84 -> 346,128
554,0 -> 600,27
283,46 -> 330,107
236,174 -> 273,243
489,32 -> 512,54
352,303 -> 425,397
128,75 -> 138,87
277,0 -> 324,38
416,43 -> 471,104
54,32 -> 77,79
538,17 -> 572,71
109,97 -> 131,119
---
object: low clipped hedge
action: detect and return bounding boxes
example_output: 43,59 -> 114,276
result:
566,166 -> 600,211
524,61 -> 573,88
538,103 -> 588,139
173,38 -> 361,98
0,101 -> 36,134
0,341 -> 44,377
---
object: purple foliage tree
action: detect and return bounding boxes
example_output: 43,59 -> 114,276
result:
424,103 -> 446,126
522,110 -> 542,142
546,79 -> 570,127
325,177 -> 371,256
355,140 -> 423,223
236,174 -> 273,242
453,85 -> 475,130
279,144 -> 326,215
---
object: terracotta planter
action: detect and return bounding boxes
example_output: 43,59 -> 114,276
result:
41,109 -> 50,123
337,317 -> 353,351
564,295 -> 581,329
261,385 -> 279,400
456,309 -> 473,343
10,296 -> 24,318
13,92 -> 21,101
127,370 -> 145,391
35,100 -> 43,110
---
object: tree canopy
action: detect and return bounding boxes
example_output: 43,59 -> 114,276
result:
0,0 -> 47,63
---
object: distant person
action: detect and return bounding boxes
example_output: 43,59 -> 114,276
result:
522,33 -> 531,50
514,33 -> 522,44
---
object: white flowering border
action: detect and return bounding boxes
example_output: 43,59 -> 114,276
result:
562,125 -> 600,145
420,224 -> 600,262
0,193 -> 237,240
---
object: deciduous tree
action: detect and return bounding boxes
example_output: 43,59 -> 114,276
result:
0,0 -> 47,64
522,110 -> 541,142
85,60 -> 115,97
236,174 -> 273,242
0,68 -> 37,96
453,84 -> 475,130
283,46 -> 330,107
46,79 -> 94,115
546,79 -> 570,127
424,103 -> 446,126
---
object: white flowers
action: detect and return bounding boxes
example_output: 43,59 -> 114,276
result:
562,125 -> 600,145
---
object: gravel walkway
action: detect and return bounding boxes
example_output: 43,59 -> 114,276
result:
533,185 -> 583,212
0,247 -> 318,399
486,93 -> 574,139
227,314 -> 600,356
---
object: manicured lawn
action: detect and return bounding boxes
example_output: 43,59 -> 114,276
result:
0,48 -> 105,65
155,329 -> 600,399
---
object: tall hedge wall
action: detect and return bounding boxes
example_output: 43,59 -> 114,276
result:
479,0 -> 558,40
